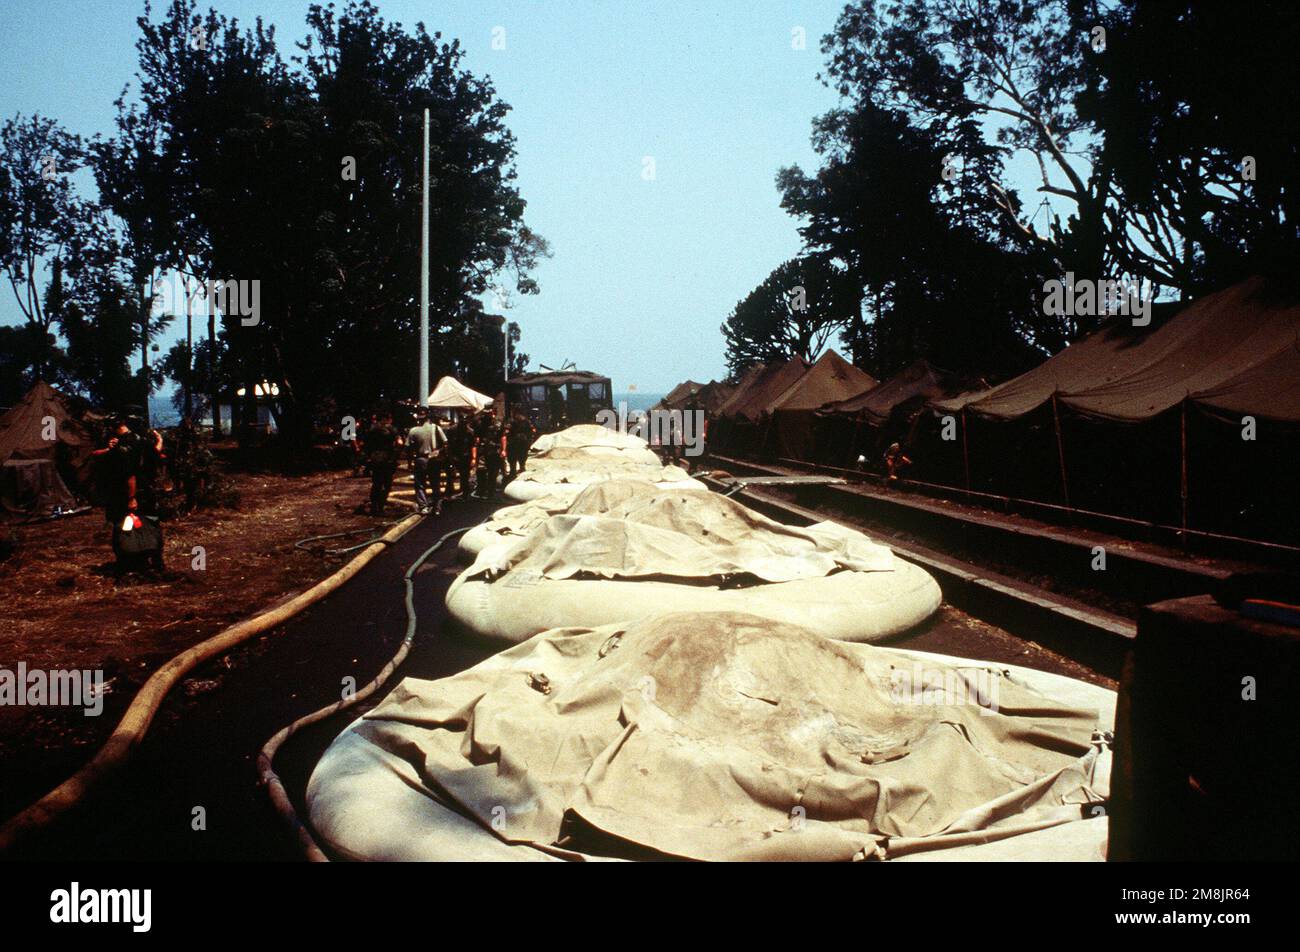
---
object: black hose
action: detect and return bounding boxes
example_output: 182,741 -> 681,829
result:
257,524 -> 473,861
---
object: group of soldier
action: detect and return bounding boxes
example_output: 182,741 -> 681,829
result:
355,406 -> 537,516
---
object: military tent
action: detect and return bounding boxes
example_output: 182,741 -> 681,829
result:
712,363 -> 769,420
919,277 -> 1300,545
656,380 -> 704,411
652,379 -> 735,416
718,358 -> 811,423
0,381 -> 92,519
931,277 -> 1300,423
816,360 -> 981,467
762,351 -> 876,461
712,358 -> 811,455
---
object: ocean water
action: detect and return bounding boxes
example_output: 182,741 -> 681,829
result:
613,392 -> 664,413
149,394 -> 180,427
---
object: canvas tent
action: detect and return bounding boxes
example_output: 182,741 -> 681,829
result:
1190,338 -> 1300,422
826,359 -> 977,426
713,357 -> 811,455
0,381 -> 92,519
657,380 -> 704,410
720,357 -> 811,423
931,277 -> 1300,423
919,277 -> 1300,544
712,363 -> 769,419
426,376 -> 493,412
763,351 -> 876,461
816,360 -> 980,467
654,379 -> 735,415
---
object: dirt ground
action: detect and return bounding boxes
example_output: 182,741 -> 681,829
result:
1,495 -> 500,858
0,463 -> 406,814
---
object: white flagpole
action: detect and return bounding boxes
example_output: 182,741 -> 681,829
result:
419,107 -> 431,407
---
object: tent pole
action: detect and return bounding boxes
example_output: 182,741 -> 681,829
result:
1180,398 -> 1189,549
1051,393 -> 1073,517
960,407 -> 972,492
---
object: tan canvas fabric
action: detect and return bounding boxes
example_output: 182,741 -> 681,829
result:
712,362 -> 769,419
529,424 -> 649,456
310,612 -> 1111,862
460,479 -> 695,558
502,473 -> 707,503
655,379 -> 736,414
1189,338 -> 1300,422
658,380 -> 704,409
504,448 -> 703,503
463,489 -> 896,584
447,490 -> 939,643
763,350 -> 876,415
822,359 -> 977,424
762,351 -> 878,459
931,277 -> 1300,422
527,444 -> 662,468
426,375 -> 493,410
718,358 -> 810,422
0,380 -> 91,465
446,560 -> 940,644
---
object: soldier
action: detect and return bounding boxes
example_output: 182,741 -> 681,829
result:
90,410 -> 167,577
505,409 -> 535,480
475,411 -> 507,499
884,442 -> 912,486
406,407 -> 447,515
364,409 -> 402,515
447,414 -> 477,499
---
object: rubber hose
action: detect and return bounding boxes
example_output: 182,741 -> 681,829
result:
256,525 -> 473,861
0,509 -> 427,853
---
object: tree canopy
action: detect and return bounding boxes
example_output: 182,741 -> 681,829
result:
723,0 -> 1299,385
0,0 -> 547,434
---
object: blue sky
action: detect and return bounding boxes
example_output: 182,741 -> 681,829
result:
0,0 -> 859,394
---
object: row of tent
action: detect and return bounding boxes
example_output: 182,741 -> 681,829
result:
673,276 -> 1300,547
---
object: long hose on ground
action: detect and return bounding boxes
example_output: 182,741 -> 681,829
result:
256,524 -> 472,862
294,521 -> 405,559
0,498 -> 425,853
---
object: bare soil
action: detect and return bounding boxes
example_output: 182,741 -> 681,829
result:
0,463 -> 399,819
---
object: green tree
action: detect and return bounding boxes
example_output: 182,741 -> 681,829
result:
778,98 -> 1044,375
1072,0 -> 1300,294
821,0 -> 1108,286
0,114 -> 88,382
125,0 -> 545,446
722,256 -> 855,377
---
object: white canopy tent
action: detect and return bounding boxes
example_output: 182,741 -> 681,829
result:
426,376 -> 493,411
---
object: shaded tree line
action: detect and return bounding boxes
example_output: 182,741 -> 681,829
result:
1,0 -> 548,448
723,0 -> 1299,382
